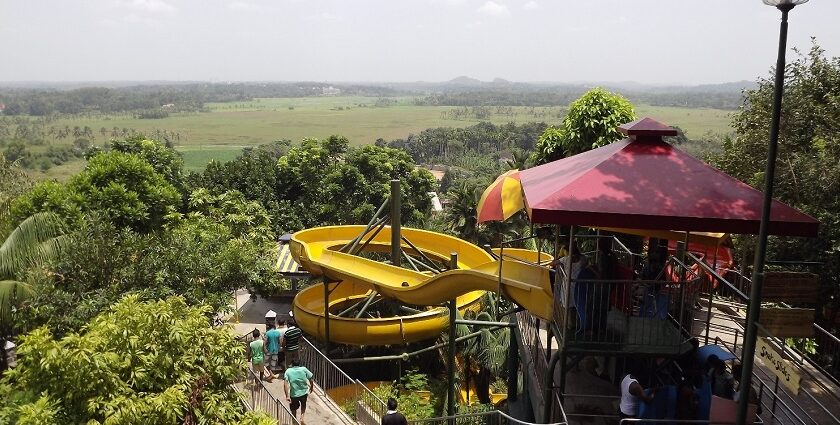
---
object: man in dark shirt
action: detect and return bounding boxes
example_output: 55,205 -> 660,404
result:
282,319 -> 303,369
381,397 -> 408,425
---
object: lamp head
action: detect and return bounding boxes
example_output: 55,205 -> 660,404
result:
762,0 -> 808,11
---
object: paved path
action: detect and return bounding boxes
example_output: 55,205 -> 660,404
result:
232,292 -> 354,425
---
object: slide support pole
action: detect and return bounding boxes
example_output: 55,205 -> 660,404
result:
390,179 -> 401,267
448,252 -> 458,421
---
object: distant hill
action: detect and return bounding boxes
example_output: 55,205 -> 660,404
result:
446,76 -> 484,86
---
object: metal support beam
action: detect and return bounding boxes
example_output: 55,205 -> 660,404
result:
323,277 -> 331,354
507,311 -> 519,402
353,291 -> 379,319
447,252 -> 458,420
390,179 -> 401,267
402,236 -> 444,273
454,319 -> 514,327
543,351 -> 562,423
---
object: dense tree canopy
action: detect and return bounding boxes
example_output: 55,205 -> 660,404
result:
533,88 -> 636,164
712,42 -> 840,323
0,296 -> 272,425
11,149 -> 181,232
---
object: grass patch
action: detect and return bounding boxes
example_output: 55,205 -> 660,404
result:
178,146 -> 245,172
23,96 -> 733,179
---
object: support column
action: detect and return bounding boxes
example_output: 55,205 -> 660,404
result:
448,252 -> 458,420
390,179 -> 401,267
323,277 -> 331,354
507,311 -> 519,402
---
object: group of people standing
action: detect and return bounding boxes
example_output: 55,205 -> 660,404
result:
550,238 -> 617,337
248,318 -> 312,423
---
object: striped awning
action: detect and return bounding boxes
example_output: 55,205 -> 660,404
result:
275,243 -> 307,276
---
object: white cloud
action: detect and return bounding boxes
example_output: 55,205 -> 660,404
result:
125,0 -> 176,14
228,1 -> 257,11
465,20 -> 483,29
477,1 -> 510,17
523,1 -> 539,11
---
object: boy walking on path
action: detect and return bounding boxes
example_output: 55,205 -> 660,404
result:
248,329 -> 274,383
265,323 -> 283,373
284,359 -> 314,424
282,320 -> 303,369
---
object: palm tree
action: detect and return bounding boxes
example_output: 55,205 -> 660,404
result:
505,149 -> 530,171
0,213 -> 67,330
444,182 -> 481,243
458,293 -> 511,405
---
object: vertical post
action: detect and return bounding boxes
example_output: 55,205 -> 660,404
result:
508,311 -> 519,402
448,252 -> 458,420
771,375 -> 780,415
323,277 -> 331,354
738,7 -> 792,425
390,179 -> 401,267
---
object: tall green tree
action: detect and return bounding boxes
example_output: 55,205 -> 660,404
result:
533,88 -> 636,164
0,296 -> 272,424
712,41 -> 840,324
0,213 -> 67,333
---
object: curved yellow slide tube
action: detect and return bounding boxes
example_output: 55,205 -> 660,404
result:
290,225 -> 554,346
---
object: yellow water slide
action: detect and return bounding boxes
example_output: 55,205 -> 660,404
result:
290,225 -> 554,346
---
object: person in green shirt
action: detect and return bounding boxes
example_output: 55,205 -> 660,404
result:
248,329 -> 274,383
284,359 -> 314,423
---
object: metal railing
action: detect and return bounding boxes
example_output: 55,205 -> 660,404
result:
298,336 -> 387,424
516,310 -> 548,407
242,366 -> 300,425
407,410 -> 567,425
813,323 -> 840,383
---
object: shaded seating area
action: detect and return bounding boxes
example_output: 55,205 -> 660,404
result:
499,117 -> 820,422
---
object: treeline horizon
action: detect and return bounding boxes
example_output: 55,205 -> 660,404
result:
0,79 -> 751,116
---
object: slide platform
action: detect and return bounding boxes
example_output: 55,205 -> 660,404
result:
290,225 -> 554,346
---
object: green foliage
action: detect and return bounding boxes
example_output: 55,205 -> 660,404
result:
9,181 -> 82,226
275,137 -> 435,229
711,41 -> 840,325
0,296 -> 270,424
109,136 -> 185,191
68,151 -> 181,232
371,370 -> 436,420
533,88 -> 636,164
15,208 -> 277,336
0,212 -> 68,332
785,338 -> 818,356
533,126 -> 566,164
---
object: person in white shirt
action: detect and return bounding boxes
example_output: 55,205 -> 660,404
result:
620,373 -> 656,418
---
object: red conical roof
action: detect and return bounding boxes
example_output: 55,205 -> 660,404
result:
519,122 -> 818,236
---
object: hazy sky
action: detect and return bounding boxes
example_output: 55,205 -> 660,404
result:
3,0 -> 839,84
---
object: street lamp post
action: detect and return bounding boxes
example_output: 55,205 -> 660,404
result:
737,1 -> 808,425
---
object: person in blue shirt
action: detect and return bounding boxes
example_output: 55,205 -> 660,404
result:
265,323 -> 283,373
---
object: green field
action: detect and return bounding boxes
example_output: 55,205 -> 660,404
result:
29,96 -> 733,179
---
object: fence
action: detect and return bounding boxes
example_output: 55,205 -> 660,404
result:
407,409 -> 567,425
298,336 -> 388,425
241,366 -> 300,425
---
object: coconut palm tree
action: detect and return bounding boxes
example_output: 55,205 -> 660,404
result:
0,212 -> 67,330
444,182 -> 480,243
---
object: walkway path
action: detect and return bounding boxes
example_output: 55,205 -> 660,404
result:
232,291 -> 354,425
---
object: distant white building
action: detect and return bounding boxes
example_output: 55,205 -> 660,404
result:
322,86 -> 341,96
428,192 -> 443,213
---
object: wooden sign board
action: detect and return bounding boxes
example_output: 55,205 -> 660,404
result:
762,272 -> 819,303
760,308 -> 815,338
756,337 -> 802,395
